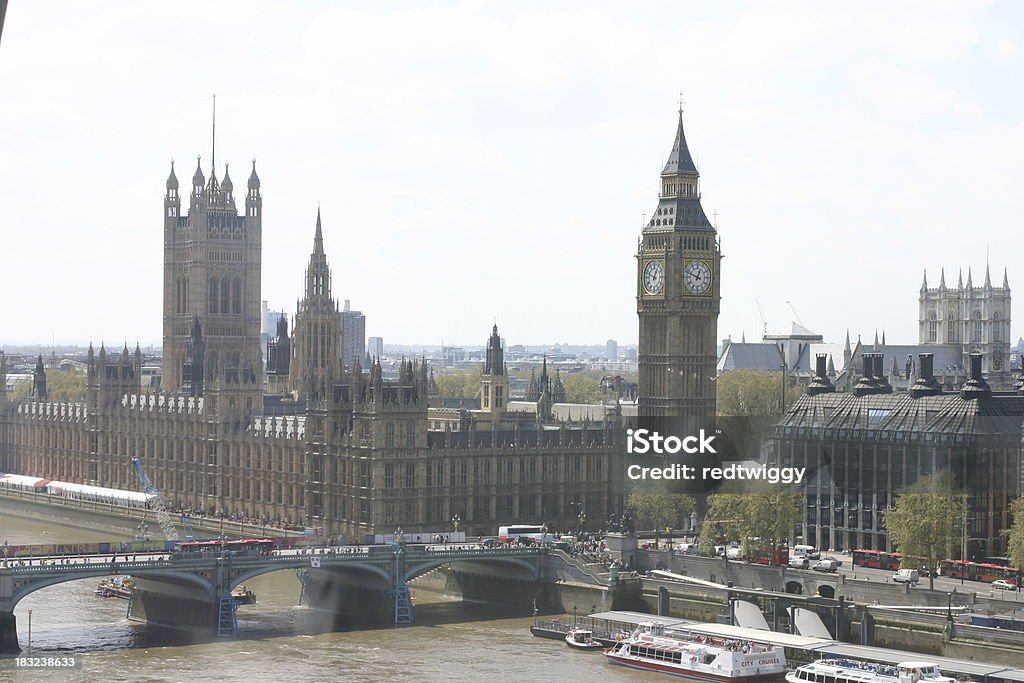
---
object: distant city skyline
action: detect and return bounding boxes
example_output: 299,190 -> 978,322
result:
2,2 -> 1024,347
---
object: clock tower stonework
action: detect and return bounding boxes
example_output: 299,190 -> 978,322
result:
637,109 -> 721,421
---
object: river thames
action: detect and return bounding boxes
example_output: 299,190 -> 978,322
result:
2,508 -> 661,682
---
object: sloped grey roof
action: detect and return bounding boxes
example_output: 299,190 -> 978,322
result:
775,391 -> 1024,445
717,342 -> 784,372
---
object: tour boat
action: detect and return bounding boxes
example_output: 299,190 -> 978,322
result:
94,576 -> 134,599
565,627 -> 605,651
786,659 -> 957,683
604,622 -> 786,681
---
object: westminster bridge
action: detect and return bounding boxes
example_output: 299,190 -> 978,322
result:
0,543 -> 613,652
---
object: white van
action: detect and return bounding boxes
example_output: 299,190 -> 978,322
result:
893,568 -> 920,584
788,555 -> 810,569
792,544 -> 820,560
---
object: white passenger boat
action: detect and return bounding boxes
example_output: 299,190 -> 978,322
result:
786,659 -> 957,683
605,622 -> 786,681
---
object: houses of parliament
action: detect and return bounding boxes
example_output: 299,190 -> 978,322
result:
0,110 -> 722,539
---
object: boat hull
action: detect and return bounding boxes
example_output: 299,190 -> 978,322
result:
606,651 -> 782,682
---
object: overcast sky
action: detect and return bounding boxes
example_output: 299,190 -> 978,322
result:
2,1 -> 1023,349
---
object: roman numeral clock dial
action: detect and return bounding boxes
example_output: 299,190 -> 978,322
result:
643,259 -> 664,296
684,260 -> 712,295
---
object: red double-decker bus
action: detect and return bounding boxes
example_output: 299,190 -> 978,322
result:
852,549 -> 929,571
852,549 -> 901,570
749,544 -> 789,566
939,560 -> 1020,584
175,538 -> 275,556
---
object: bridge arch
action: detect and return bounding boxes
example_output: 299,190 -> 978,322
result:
404,556 -> 540,583
11,568 -> 215,609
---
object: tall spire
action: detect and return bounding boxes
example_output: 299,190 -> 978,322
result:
967,267 -> 973,289
985,263 -> 991,288
211,93 -> 216,176
1004,267 -> 1009,289
314,206 -> 324,255
662,103 -> 699,176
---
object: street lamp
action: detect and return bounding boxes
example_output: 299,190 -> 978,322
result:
451,513 -> 461,538
395,526 -> 403,544
1,540 -> 8,568
578,510 -> 586,537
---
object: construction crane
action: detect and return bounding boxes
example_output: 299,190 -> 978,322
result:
755,299 -> 769,340
131,457 -> 179,541
786,300 -> 805,327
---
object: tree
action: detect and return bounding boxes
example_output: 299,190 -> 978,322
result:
1005,497 -> 1024,575
562,373 -> 602,404
716,370 -> 806,460
883,468 -> 964,590
9,368 -> 87,402
627,482 -> 694,546
433,368 -> 481,399
698,481 -> 801,559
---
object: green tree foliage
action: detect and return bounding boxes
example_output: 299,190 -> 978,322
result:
716,369 -> 805,417
562,373 -> 603,404
10,368 -> 87,402
883,468 -> 964,590
698,481 -> 801,558
433,368 -> 481,399
715,370 -> 806,460
1004,497 -> 1024,573
627,482 -> 695,542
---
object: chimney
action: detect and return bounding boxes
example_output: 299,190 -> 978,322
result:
807,353 -> 835,396
854,353 -> 878,397
960,352 -> 991,399
344,299 -> 351,312
874,353 -> 892,394
910,353 -> 942,397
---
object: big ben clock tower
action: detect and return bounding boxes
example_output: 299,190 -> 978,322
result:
637,106 -> 721,421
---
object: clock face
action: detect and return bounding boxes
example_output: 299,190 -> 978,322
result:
684,260 -> 712,295
643,260 -> 665,295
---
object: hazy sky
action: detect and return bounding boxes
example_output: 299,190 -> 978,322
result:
2,1 -> 1023,348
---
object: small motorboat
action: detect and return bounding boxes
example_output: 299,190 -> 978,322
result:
565,627 -> 605,651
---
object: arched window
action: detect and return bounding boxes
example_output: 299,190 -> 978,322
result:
994,310 -> 1002,342
209,277 -> 218,315
972,310 -> 982,343
385,422 -> 395,448
221,278 -> 230,316
927,310 -> 937,342
232,277 -> 242,315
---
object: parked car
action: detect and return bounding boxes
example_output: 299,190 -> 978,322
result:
788,556 -> 810,570
992,579 -> 1017,591
892,568 -> 920,584
813,559 -> 838,573
821,555 -> 843,567
726,546 -> 744,561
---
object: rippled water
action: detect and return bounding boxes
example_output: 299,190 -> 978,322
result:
3,509 -> 661,682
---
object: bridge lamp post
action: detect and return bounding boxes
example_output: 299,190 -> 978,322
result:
395,527 -> 403,544
451,514 -> 460,539
578,511 -> 586,538
1,540 -> 8,568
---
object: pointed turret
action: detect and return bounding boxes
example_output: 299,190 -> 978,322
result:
166,161 -> 179,191
985,263 -> 992,289
247,159 -> 260,189
484,324 -> 504,375
967,267 -> 973,289
192,156 -> 205,188
881,330 -> 886,346
552,369 -> 566,403
1004,267 -> 1010,289
221,163 -> 233,194
940,268 -> 947,290
957,269 -> 962,289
